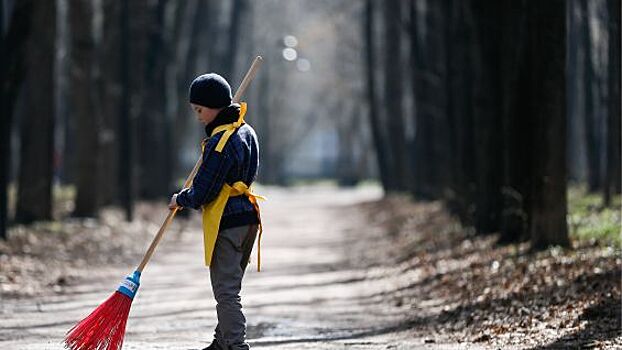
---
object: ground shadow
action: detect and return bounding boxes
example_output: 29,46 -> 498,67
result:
527,293 -> 621,349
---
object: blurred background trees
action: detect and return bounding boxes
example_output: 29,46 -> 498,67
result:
367,0 -> 620,248
0,0 -> 620,249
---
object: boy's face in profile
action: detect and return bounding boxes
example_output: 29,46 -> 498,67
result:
191,103 -> 221,125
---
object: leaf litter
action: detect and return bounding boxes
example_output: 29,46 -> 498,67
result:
343,195 -> 621,349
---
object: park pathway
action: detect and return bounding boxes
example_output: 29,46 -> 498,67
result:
0,185 -> 487,350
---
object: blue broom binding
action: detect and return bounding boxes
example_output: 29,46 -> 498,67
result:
116,270 -> 141,299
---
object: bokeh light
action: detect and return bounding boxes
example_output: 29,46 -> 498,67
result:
282,47 -> 298,61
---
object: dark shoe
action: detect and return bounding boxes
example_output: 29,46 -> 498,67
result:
202,340 -> 225,350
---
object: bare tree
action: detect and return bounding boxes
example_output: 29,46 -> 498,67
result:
468,0 -> 503,234
411,0 -> 454,201
98,0 -> 122,206
223,0 -> 248,80
528,0 -> 569,248
499,0 -> 531,243
15,0 -> 56,224
365,0 -> 390,191
441,1 -> 474,221
118,0 -> 134,221
0,0 -> 35,237
581,0 -> 602,193
604,0 -> 621,205
138,0 -> 171,199
383,0 -> 409,192
70,0 -> 101,217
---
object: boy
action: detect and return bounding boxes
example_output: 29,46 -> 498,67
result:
168,73 -> 263,350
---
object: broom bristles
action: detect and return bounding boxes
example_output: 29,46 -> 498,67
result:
64,291 -> 133,350
64,270 -> 140,350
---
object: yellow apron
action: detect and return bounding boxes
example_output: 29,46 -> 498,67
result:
201,102 -> 266,271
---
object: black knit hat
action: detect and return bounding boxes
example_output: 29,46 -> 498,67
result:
189,73 -> 232,108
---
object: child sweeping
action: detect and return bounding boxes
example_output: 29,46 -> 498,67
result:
169,73 -> 264,350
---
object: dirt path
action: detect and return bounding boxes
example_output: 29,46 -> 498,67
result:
0,186 -> 491,350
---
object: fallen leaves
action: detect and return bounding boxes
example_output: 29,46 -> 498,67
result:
0,202 -> 174,299
346,196 -> 622,349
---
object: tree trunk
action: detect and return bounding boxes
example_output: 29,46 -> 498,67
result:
604,0 -> 621,205
499,1 -> 531,243
442,1 -> 473,223
1,0 -> 5,240
15,0 -> 56,224
138,0 -> 171,199
173,0 -> 204,187
365,0 -> 391,191
0,1 -> 35,237
567,0 -> 587,182
223,0 -> 247,81
206,0 -> 223,73
410,0 -> 426,199
125,0 -> 158,202
383,0 -> 408,192
118,0 -> 134,221
581,0 -> 601,192
468,0 -> 503,234
70,0 -> 101,217
411,0 -> 450,200
528,0 -> 569,249
99,0 -> 122,206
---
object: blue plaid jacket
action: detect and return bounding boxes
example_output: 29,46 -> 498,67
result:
176,105 -> 260,231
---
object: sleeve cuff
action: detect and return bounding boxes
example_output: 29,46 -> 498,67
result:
176,188 -> 191,208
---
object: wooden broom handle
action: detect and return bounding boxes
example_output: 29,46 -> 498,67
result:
233,56 -> 263,103
137,56 -> 264,273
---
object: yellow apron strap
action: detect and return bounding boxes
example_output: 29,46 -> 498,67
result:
211,102 -> 247,153
230,181 -> 266,272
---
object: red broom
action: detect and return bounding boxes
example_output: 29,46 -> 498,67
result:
64,288 -> 134,350
63,57 -> 263,350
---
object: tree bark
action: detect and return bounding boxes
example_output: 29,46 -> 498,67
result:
411,0 -> 451,200
206,0 -> 223,73
604,0 -> 621,205
567,0 -> 587,182
468,0 -> 503,234
0,1 -> 35,237
499,1 -> 531,243
410,0 -> 426,199
580,0 -> 601,192
383,0 -> 408,192
99,0 -> 122,206
1,0 -> 5,239
173,0 -> 204,186
138,0 -> 171,199
528,0 -> 569,249
123,0 -> 159,203
223,0 -> 247,81
70,0 -> 101,217
119,0 -> 134,221
365,0 -> 391,191
15,0 -> 56,224
442,1 -> 472,222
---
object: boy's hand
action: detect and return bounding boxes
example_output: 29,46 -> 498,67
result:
169,194 -> 181,210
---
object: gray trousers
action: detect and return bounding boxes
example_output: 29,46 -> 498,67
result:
210,224 -> 258,350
